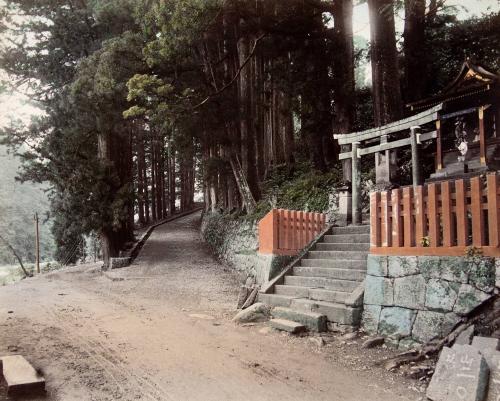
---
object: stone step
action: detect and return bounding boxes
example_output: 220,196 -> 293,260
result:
315,243 -> 370,252
269,318 -> 306,334
293,266 -> 366,281
308,288 -> 348,303
272,306 -> 327,332
331,225 -> 370,235
257,293 -> 296,308
300,258 -> 366,269
307,251 -> 368,260
275,285 -> 310,298
0,355 -> 45,395
275,285 -> 348,303
323,234 -> 370,243
290,298 -> 362,325
284,275 -> 359,292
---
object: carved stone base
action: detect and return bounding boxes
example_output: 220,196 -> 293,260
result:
337,190 -> 352,227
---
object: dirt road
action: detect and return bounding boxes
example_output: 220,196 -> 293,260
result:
0,212 -> 421,401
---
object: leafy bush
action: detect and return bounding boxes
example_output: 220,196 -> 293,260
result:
245,163 -> 343,222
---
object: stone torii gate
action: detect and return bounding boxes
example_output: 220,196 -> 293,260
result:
333,104 -> 442,225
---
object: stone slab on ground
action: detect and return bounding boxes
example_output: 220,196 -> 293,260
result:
470,340 -> 500,401
427,345 -> 489,401
269,319 -> 306,334
271,307 -> 327,332
472,336 -> 500,352
232,302 -> 270,323
109,257 -> 131,269
0,355 -> 45,395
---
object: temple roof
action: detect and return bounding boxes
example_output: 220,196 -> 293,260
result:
408,60 -> 500,111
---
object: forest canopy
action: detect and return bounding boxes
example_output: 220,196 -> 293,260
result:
0,0 -> 499,266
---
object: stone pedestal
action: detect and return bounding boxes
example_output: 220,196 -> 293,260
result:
337,190 -> 352,226
375,150 -> 397,186
430,161 -> 468,180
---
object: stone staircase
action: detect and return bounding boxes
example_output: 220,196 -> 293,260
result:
258,225 -> 370,333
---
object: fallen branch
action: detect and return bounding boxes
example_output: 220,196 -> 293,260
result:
0,234 -> 33,278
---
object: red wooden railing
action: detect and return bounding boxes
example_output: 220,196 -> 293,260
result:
370,173 -> 500,256
258,209 -> 327,255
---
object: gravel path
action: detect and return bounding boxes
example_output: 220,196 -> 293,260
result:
0,212 -> 421,401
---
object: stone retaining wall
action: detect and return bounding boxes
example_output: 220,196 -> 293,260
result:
363,255 -> 497,349
201,212 -> 292,284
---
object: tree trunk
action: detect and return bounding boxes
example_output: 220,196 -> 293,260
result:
238,31 -> 261,201
368,0 -> 403,126
333,0 -> 356,182
155,136 -> 162,220
143,140 -> 150,223
403,0 -> 426,103
96,125 -> 134,267
300,17 -> 335,172
229,154 -> 256,214
150,135 -> 157,221
368,0 -> 404,185
137,133 -> 146,226
169,146 -> 176,214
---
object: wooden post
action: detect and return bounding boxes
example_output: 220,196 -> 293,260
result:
471,177 -> 486,246
370,192 -> 381,248
479,106 -> 487,166
34,212 -> 40,274
441,181 -> 455,247
455,179 -> 468,247
351,142 -> 362,225
381,191 -> 392,247
428,183 -> 440,247
286,209 -> 292,250
487,174 -> 500,248
410,126 -> 422,187
436,119 -> 443,171
402,187 -> 414,247
298,211 -> 304,249
391,188 -> 403,247
414,185 -> 426,247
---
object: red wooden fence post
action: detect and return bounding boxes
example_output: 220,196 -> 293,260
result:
471,177 -> 486,246
392,188 -> 403,248
381,191 -> 392,247
487,174 -> 500,248
415,185 -> 426,247
428,183 -> 440,247
370,192 -> 381,247
455,179 -> 468,247
441,181 -> 455,247
402,187 -> 414,248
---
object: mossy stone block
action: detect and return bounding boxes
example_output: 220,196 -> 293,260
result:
387,256 -> 418,277
364,275 -> 394,306
425,279 -> 459,313
454,283 -> 492,316
362,304 -> 382,334
366,255 -> 388,277
412,310 -> 460,343
393,275 -> 426,309
378,307 -> 416,339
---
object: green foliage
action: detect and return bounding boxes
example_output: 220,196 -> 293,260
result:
425,11 -> 500,95
243,163 -> 342,222
1,0 -> 499,265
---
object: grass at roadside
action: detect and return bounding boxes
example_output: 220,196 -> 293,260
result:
0,262 -> 63,286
